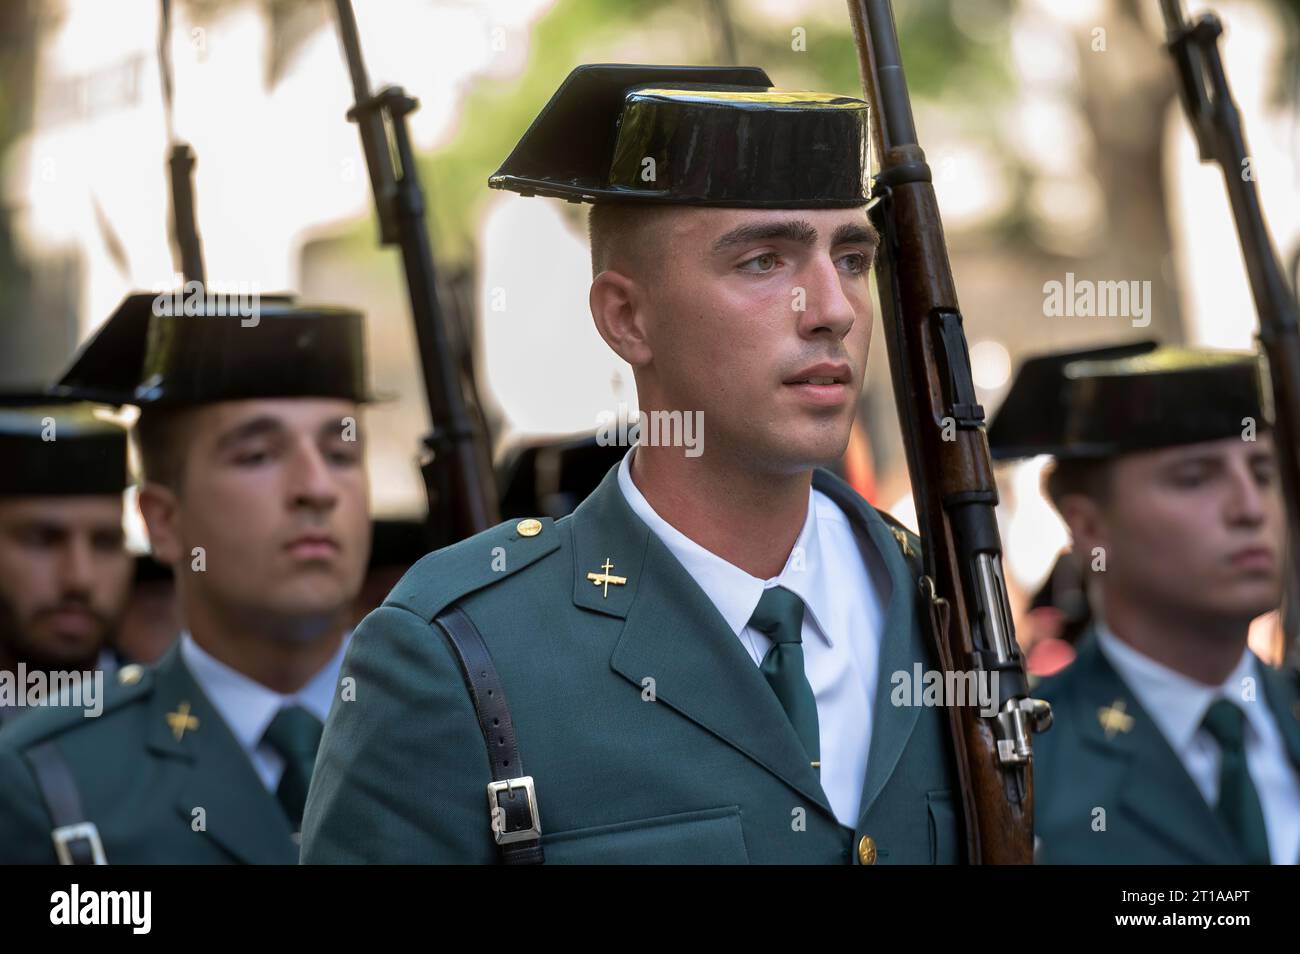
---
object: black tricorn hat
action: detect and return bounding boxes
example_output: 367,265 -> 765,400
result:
54,289 -> 373,407
0,391 -> 129,496
989,341 -> 1268,461
488,63 -> 870,207
988,342 -> 1158,460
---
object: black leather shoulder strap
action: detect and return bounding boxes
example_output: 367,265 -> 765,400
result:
434,605 -> 544,865
24,741 -> 105,864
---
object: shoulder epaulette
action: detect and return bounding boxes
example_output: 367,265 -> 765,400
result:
0,663 -> 155,751
384,516 -> 563,622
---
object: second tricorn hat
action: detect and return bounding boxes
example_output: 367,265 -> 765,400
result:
488,64 -> 870,207
0,392 -> 128,496
989,342 -> 1268,461
54,289 -> 373,407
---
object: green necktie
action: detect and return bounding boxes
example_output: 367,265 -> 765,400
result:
1200,698 -> 1271,865
747,586 -> 820,769
263,705 -> 324,830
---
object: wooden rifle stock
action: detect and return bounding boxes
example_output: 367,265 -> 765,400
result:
847,0 -> 1051,863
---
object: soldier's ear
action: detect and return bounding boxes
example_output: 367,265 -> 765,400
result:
1057,492 -> 1106,560
136,480 -> 183,567
590,269 -> 653,367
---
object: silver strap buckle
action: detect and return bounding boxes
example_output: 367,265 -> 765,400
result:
52,821 -> 107,865
486,776 -> 541,846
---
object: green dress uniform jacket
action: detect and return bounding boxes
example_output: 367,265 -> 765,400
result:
1033,631 -> 1300,864
0,646 -> 299,864
302,464 -> 963,864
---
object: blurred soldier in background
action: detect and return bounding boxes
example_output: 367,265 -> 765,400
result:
0,395 -> 132,727
116,555 -> 182,667
0,291 -> 373,863
990,343 -> 1300,864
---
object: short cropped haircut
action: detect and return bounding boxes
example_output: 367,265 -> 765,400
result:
133,406 -> 195,493
1043,457 -> 1113,511
588,202 -> 674,280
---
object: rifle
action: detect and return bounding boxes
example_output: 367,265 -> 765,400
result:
331,0 -> 499,545
847,0 -> 1052,863
158,0 -> 204,284
1161,0 -> 1300,668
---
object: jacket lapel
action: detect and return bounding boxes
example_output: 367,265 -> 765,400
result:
146,647 -> 298,864
1260,661 -> 1300,770
574,465 -> 835,817
1260,662 -> 1300,863
810,471 -> 923,823
1069,634 -> 1238,864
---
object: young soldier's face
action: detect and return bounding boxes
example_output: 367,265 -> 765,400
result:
1065,433 -> 1284,623
0,497 -> 132,670
142,398 -> 371,631
604,207 -> 877,473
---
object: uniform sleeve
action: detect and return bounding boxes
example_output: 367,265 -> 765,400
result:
301,603 -> 497,863
0,734 -> 62,864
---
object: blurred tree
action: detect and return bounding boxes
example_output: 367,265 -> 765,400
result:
0,0 -> 37,381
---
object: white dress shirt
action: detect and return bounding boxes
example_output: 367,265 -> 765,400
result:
1096,624 -> 1300,864
179,631 -> 347,792
617,448 -> 886,826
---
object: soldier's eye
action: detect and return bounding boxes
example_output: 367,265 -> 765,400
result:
92,531 -> 123,552
19,526 -> 60,548
234,448 -> 271,467
838,251 -> 872,275
738,252 -> 778,274
326,446 -> 362,466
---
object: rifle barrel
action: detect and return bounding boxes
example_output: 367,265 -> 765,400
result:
330,0 -> 500,543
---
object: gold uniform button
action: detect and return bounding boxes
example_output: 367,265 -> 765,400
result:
857,835 -> 877,865
117,664 -> 144,686
516,518 -> 542,538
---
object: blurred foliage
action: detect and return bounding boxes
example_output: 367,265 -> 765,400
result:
0,0 -> 35,310
246,0 -> 1293,268
418,0 -> 1017,262
423,0 -> 668,262
1275,0 -> 1300,106
746,0 -> 1016,102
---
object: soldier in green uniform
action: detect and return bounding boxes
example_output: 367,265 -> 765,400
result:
0,395 -> 132,727
302,64 -> 962,864
0,291 -> 374,863
989,343 -> 1300,864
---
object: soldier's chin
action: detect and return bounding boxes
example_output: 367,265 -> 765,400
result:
772,428 -> 852,472
16,635 -> 102,672
1203,581 -> 1282,622
31,616 -> 103,647
266,577 -> 353,622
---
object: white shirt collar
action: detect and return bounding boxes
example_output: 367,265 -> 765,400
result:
178,631 -> 347,755
616,446 -> 837,645
1094,622 -> 1265,752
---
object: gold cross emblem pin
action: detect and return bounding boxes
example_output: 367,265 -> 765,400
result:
890,526 -> 913,558
1097,699 -> 1134,740
166,701 -> 200,742
586,558 -> 628,598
